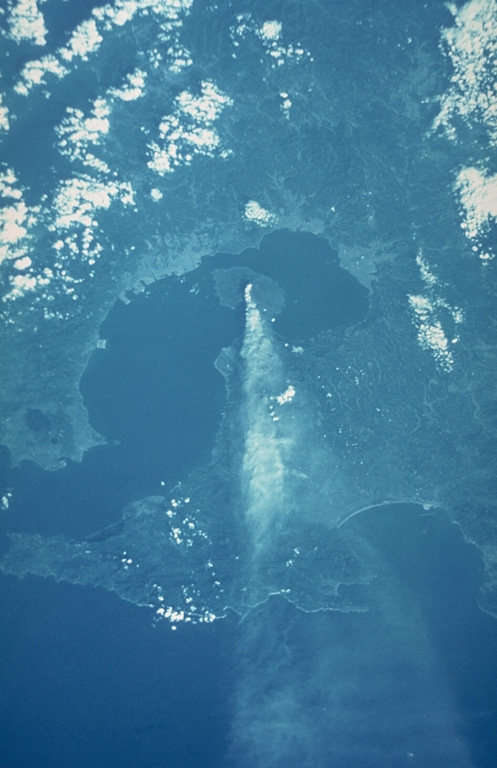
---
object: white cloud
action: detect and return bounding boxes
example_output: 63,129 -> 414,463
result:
231,15 -> 312,69
60,18 -> 103,63
176,80 -> 231,122
10,273 -> 38,293
0,201 -> 29,256
13,255 -> 32,270
1,0 -> 206,309
280,91 -> 292,118
147,143 -> 174,174
244,200 -> 276,226
259,20 -> 282,42
50,176 -> 135,230
416,250 -> 439,287
4,265 -> 56,302
0,94 -> 9,133
408,295 -> 456,371
56,98 -> 111,166
275,385 -> 296,405
0,170 -> 40,266
81,155 -> 112,174
0,167 -> 135,306
12,0 -> 195,97
14,55 -> 68,96
456,167 -> 497,259
433,0 -> 497,145
93,0 -> 193,30
408,249 -> 464,370
409,293 -> 463,373
51,229 -> 103,268
0,168 -> 23,200
167,47 -> 193,73
256,19 -> 311,66
148,80 -> 232,175
7,0 -> 47,47
108,69 -> 147,101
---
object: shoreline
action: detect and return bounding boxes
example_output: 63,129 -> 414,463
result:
337,499 -> 441,528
